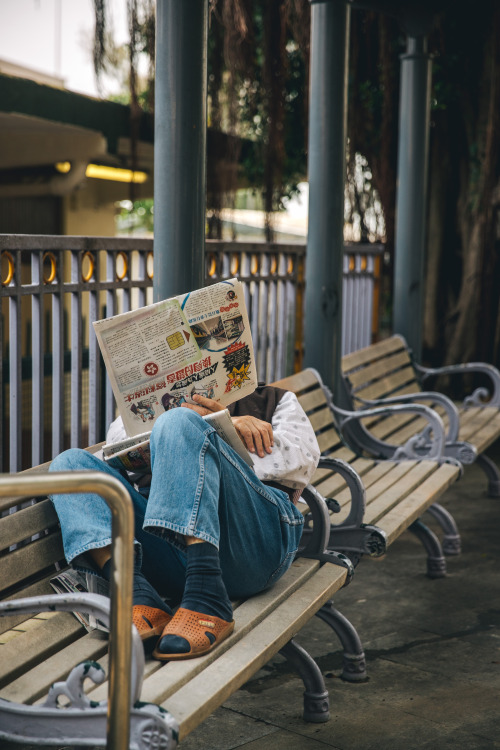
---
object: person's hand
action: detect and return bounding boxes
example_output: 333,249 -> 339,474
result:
181,393 -> 225,416
232,415 -> 274,458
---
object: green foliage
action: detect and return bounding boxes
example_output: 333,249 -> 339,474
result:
116,199 -> 154,234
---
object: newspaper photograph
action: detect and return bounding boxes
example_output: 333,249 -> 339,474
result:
93,278 -> 257,436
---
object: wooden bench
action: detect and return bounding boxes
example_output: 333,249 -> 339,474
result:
0,366 -> 464,749
0,445 -> 371,748
340,334 -> 500,497
274,368 -> 462,571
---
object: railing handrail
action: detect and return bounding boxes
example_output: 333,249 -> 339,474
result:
0,470 -> 136,750
0,233 -> 383,256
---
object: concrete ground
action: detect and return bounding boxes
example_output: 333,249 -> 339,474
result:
181,445 -> 500,750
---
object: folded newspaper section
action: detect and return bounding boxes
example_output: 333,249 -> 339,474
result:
94,278 -> 257,466
50,570 -> 110,633
103,409 -> 253,473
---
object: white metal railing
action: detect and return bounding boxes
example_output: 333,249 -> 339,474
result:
0,235 -> 383,471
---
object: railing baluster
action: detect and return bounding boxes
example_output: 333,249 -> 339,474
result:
70,250 -> 82,447
105,250 -> 117,431
30,251 -> 44,466
52,272 -> 64,459
276,253 -> 287,381
257,253 -> 269,382
8,253 -> 22,472
267,258 -> 278,382
88,252 -> 100,446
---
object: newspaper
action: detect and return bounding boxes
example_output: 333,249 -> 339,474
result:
50,569 -> 110,633
93,278 -> 257,438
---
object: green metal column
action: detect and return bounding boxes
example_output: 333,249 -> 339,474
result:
153,0 -> 208,301
393,34 -> 432,358
304,0 -> 350,403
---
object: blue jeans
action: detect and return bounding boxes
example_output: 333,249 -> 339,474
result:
49,408 -> 304,600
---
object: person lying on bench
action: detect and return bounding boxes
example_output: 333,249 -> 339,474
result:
49,384 -> 320,661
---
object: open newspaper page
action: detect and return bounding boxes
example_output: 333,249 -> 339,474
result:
93,278 -> 257,438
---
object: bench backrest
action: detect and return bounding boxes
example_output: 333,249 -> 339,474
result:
272,369 -> 364,504
0,481 -> 66,635
339,335 -> 437,451
0,371 -> 351,634
341,335 -> 420,403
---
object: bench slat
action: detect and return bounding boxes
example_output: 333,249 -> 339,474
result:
457,407 -> 500,446
296,386 -> 330,414
459,417 -> 500,454
273,369 -> 320,393
164,561 -> 348,740
0,612 -> 84,690
1,627 -> 107,704
380,463 -> 460,545
0,573 -> 61,635
308,405 -> 339,432
316,429 -> 349,456
0,499 -> 58,553
364,462 -> 441,525
353,366 -> 417,401
331,461 -> 422,525
318,460 -> 397,508
0,533 -> 64,594
342,335 -> 406,372
346,350 -> 415,390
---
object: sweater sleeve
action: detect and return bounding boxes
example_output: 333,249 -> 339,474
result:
251,391 -> 320,491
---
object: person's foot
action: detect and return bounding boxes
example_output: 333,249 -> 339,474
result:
133,605 -> 172,646
152,607 -> 234,661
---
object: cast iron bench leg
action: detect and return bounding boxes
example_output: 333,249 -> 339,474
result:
426,502 -> 461,555
315,600 -> 367,682
408,519 -> 447,578
279,639 -> 330,723
476,453 -> 500,497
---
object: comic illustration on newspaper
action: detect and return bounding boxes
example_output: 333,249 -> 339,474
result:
93,278 -> 256,438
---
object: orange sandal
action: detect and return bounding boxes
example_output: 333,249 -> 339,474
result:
133,605 -> 172,644
152,607 -> 235,661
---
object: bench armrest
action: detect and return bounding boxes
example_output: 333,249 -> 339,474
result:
414,361 -> 500,408
297,458 -> 360,581
0,592 -> 145,704
332,401 -> 448,462
300,458 -> 386,570
0,593 -> 179,750
354,391 -> 460,442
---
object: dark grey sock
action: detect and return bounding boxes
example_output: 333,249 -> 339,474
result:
180,541 -> 233,621
101,558 -> 172,615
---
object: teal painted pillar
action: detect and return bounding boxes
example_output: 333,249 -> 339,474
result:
393,34 -> 432,358
153,0 -> 208,301
305,0 -> 350,403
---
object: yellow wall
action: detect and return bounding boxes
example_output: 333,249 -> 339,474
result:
63,183 -> 117,237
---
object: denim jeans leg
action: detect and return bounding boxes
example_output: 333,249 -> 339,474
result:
49,448 -> 186,600
144,408 -> 305,599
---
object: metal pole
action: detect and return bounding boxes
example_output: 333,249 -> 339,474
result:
393,34 -> 432,359
305,0 -> 350,404
153,0 -> 208,301
0,471 -> 135,750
